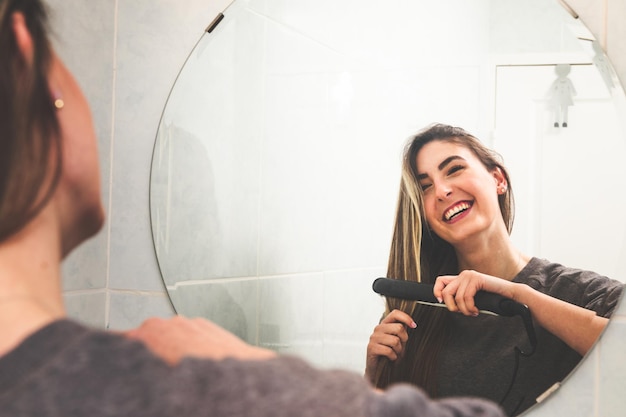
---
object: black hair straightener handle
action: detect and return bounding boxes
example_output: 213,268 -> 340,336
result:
372,277 -> 537,355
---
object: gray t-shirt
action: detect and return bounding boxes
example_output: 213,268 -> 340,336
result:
0,319 -> 505,417
437,257 -> 624,416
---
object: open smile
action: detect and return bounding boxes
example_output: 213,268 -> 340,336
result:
443,201 -> 473,222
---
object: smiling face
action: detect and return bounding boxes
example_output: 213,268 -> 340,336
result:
416,139 -> 508,247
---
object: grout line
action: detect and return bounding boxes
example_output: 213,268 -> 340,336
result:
254,10 -> 267,348
105,0 -> 120,328
108,289 -> 170,297
162,266 -> 388,293
63,288 -> 108,296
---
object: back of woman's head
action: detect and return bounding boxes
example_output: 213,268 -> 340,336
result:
0,0 -> 62,242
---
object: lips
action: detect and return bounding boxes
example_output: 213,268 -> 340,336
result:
443,201 -> 472,222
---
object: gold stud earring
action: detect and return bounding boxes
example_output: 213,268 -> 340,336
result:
52,90 -> 64,110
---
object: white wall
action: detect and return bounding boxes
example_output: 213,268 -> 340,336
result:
50,0 -> 232,327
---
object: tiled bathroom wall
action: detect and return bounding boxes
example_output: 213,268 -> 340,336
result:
48,0 -> 626,416
529,2 -> 626,414
49,0 -> 231,327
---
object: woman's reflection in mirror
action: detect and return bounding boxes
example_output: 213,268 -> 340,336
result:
365,123 -> 624,416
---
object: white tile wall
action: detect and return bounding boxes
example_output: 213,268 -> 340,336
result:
168,279 -> 259,343
49,0 -> 114,311
524,1 -> 626,416
49,0 -> 626,416
50,0 -> 232,323
108,0 -> 222,293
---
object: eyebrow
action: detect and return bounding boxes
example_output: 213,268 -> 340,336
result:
417,155 -> 465,180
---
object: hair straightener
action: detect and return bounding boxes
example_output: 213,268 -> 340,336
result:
372,277 -> 537,354
372,277 -> 538,412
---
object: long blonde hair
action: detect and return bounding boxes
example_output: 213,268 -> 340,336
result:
374,123 -> 514,394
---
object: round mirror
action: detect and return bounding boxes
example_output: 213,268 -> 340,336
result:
150,0 -> 626,412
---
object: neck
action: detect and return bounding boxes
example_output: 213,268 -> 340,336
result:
454,228 -> 528,281
0,208 -> 66,356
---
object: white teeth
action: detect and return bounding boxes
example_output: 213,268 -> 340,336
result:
444,202 -> 470,221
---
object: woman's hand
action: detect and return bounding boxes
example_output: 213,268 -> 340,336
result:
125,316 -> 277,365
365,309 -> 417,383
433,270 -> 608,356
433,270 -> 515,316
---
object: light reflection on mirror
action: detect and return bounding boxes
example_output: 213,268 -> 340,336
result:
150,0 -> 626,410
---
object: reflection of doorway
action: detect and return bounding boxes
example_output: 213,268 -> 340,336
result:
493,64 -> 625,278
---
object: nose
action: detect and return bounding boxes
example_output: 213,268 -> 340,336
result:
435,182 -> 452,201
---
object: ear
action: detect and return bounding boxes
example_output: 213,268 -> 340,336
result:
492,167 -> 508,193
11,12 -> 34,66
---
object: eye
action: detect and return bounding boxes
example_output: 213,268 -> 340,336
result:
420,182 -> 432,192
447,164 -> 464,176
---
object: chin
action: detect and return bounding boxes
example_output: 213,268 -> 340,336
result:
85,203 -> 106,237
61,203 -> 106,257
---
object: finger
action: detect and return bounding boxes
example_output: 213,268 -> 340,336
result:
379,334 -> 406,356
371,323 -> 409,346
440,278 -> 461,312
372,322 -> 408,342
454,279 -> 473,315
441,292 -> 458,312
368,334 -> 406,360
455,273 -> 479,316
374,322 -> 410,344
433,275 -> 455,303
367,344 -> 400,363
381,309 -> 417,329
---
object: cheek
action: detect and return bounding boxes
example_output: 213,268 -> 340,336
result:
474,178 -> 499,204
421,193 -> 439,224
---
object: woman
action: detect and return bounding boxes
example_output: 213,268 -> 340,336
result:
365,123 -> 624,416
0,2 -> 507,416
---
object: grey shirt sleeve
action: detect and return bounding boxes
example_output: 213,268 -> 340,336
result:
367,384 -> 506,417
171,354 -> 505,417
1,320 -> 505,417
520,258 -> 624,318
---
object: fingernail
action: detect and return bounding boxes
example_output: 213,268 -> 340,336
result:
436,297 -> 443,303
410,321 -> 417,328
